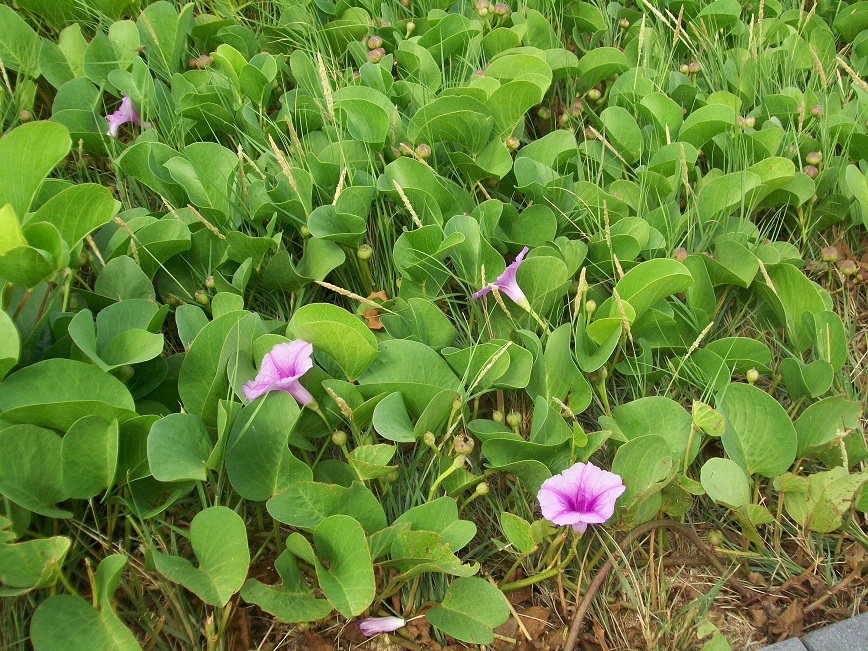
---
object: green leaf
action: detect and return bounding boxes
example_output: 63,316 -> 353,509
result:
608,397 -> 699,466
0,425 -> 70,518
62,416 -> 119,499
777,468 -> 868,533
0,359 -> 136,430
500,512 -> 536,554
0,5 -> 42,77
0,121 -> 71,219
393,497 -> 476,551
794,396 -> 862,459
425,577 -> 510,645
700,457 -> 750,509
407,95 -> 494,153
240,549 -> 332,623
267,480 -> 386,533
332,86 -> 393,146
0,533 -> 70,596
288,304 -> 378,382
31,588 -> 139,650
225,391 -> 309,501
717,383 -> 796,478
287,514 -> 375,618
609,258 -> 693,320
153,506 -> 250,607
372,392 -> 420,443
612,435 -> 673,525
147,414 -> 212,483
0,203 -> 27,255
23,184 -> 119,249
179,311 -> 263,427
0,309 -> 20,382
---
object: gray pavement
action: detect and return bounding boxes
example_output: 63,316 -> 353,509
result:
763,613 -> 868,651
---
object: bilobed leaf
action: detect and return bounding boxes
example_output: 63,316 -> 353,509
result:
240,550 -> 332,623
425,577 -> 510,644
147,414 -> 212,483
0,425 -> 70,519
153,506 -> 250,607
62,417 -> 118,499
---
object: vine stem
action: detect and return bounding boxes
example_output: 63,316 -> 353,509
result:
563,519 -> 753,651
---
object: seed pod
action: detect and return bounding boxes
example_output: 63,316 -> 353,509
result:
357,244 -> 373,260
820,245 -> 839,263
194,289 -> 210,306
802,164 -> 819,179
688,61 -> 701,74
805,151 -> 822,166
618,17 -> 630,29
453,433 -> 474,455
506,411 -> 522,427
536,106 -> 552,120
838,259 -> 858,276
367,35 -> 383,49
706,530 -> 724,546
204,275 -> 216,289
586,88 -> 602,101
505,136 -> 520,151
492,410 -> 504,423
415,143 -> 432,159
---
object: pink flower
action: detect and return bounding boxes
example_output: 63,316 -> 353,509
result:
537,462 -> 626,533
105,95 -> 148,137
472,246 -> 530,309
358,616 -> 405,636
243,340 -> 314,405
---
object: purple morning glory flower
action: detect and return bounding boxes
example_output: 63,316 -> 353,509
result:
105,95 -> 148,137
472,246 -> 530,310
537,462 -> 626,533
358,616 -> 405,636
243,340 -> 314,406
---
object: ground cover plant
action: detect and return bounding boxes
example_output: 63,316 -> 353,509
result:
0,0 -> 867,648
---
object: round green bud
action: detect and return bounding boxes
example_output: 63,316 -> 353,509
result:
537,106 -> 552,120
492,410 -> 504,423
357,244 -> 373,260
423,431 -> 436,447
585,299 -> 596,314
805,151 -> 822,166
415,143 -> 432,159
586,88 -> 602,101
706,530 -> 724,546
820,246 -> 839,263
194,289 -> 210,306
618,17 -> 630,29
332,430 -> 348,446
300,224 -> 312,238
115,365 -> 135,383
679,63 -> 690,75
810,104 -> 823,118
838,259 -> 858,276
385,470 -> 399,483
204,275 -> 216,289
506,411 -> 522,427
505,136 -> 520,151
746,368 -> 759,384
475,481 -> 489,495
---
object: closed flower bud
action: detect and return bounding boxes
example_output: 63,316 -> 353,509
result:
746,368 -> 759,384
367,35 -> 383,49
19,109 -> 31,122
332,430 -> 348,446
357,244 -> 373,260
453,433 -> 474,455
585,299 -> 596,314
423,431 -> 436,447
475,481 -> 489,495
385,470 -> 399,483
506,411 -> 522,427
673,246 -> 689,262
415,143 -> 432,159
505,136 -> 520,151
586,88 -> 601,101
115,365 -> 135,383
838,259 -> 858,276
452,454 -> 467,469
204,275 -> 216,289
820,246 -> 839,262
194,289 -> 209,305
476,0 -> 489,15
300,224 -> 312,238
805,151 -> 822,166
618,17 -> 630,29
398,141 -> 414,156
688,61 -> 701,74
537,106 -> 552,119
803,164 -> 819,179
493,2 -> 508,16
367,47 -> 385,63
810,104 -> 823,118
405,21 -> 415,35
679,63 -> 690,75
706,530 -> 724,546
492,410 -> 504,423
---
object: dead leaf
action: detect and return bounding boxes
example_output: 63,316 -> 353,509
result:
363,290 -> 388,329
299,630 -> 333,651
518,606 -> 550,640
768,599 -> 805,639
227,606 -> 250,651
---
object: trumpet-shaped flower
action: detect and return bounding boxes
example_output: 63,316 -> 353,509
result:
537,462 -> 626,533
243,340 -> 314,405
472,246 -> 530,310
357,616 -> 406,636
105,95 -> 148,137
